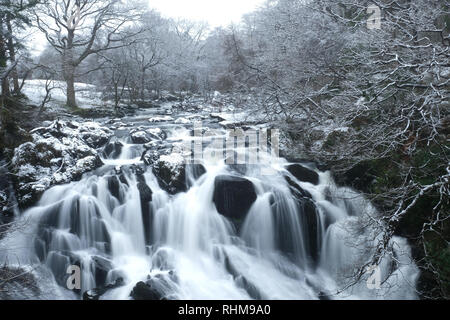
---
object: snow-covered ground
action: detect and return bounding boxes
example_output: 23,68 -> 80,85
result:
21,79 -> 106,110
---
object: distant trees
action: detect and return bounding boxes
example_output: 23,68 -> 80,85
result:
34,4 -> 222,106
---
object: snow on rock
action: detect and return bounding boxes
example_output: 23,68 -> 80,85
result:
130,127 -> 166,144
77,121 -> 114,148
149,116 -> 174,123
130,130 -> 151,144
146,128 -> 166,140
174,117 -> 191,125
11,120 -> 112,207
152,153 -> 187,195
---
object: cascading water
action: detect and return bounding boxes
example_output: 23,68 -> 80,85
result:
0,116 -> 419,300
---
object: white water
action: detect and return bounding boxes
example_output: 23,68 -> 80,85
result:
0,126 -> 419,300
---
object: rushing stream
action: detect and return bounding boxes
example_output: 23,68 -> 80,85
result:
0,105 -> 419,300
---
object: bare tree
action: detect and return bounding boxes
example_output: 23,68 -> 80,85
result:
34,0 -> 144,108
98,48 -> 129,111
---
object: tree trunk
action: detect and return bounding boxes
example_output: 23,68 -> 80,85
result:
0,28 -> 10,102
63,31 -> 77,108
114,83 -> 119,111
5,15 -> 19,94
65,74 -> 77,108
140,69 -> 146,101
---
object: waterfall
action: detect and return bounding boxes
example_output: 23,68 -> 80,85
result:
0,126 -> 419,300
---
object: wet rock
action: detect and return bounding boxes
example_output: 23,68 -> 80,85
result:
213,175 -> 257,220
48,251 -> 114,290
286,164 -> 319,185
82,288 -> 103,300
284,175 -> 312,199
186,163 -> 206,182
102,140 -> 123,159
136,175 -> 153,245
130,281 -> 165,300
152,153 -> 187,195
82,278 -> 124,300
91,255 -> 114,287
45,251 -> 75,290
298,199 -> 320,266
137,179 -> 153,204
224,255 -> 263,299
235,275 -> 262,300
130,273 -> 177,300
107,176 -> 121,201
131,131 -> 151,144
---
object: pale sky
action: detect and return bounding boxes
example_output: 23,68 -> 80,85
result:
148,0 -> 266,27
30,0 -> 266,56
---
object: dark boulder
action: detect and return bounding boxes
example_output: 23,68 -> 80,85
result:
284,175 -> 312,199
152,154 -> 187,195
82,288 -> 103,301
283,175 -> 321,266
107,176 -> 121,201
45,251 -> 74,290
136,174 -> 153,245
187,163 -> 207,180
298,199 -> 321,266
130,280 -> 165,300
186,164 -> 207,187
137,175 -> 153,204
235,275 -> 263,300
102,141 -> 123,159
45,251 -> 114,292
83,278 -> 124,300
131,131 -> 151,144
213,175 -> 257,221
224,255 -> 263,300
286,164 -> 319,185
91,255 -> 114,287
137,181 -> 153,204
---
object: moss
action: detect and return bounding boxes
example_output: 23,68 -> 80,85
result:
423,228 -> 450,298
323,130 -> 346,150
0,107 -> 32,155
